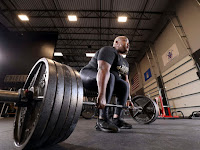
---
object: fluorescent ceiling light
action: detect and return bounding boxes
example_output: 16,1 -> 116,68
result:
54,52 -> 63,56
86,53 -> 95,57
118,16 -> 127,22
68,15 -> 77,21
18,15 -> 29,21
122,54 -> 126,58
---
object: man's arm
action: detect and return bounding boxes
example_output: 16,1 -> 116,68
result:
125,75 -> 134,108
125,75 -> 131,100
96,60 -> 111,109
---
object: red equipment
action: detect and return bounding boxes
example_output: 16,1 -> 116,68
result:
154,96 -> 179,118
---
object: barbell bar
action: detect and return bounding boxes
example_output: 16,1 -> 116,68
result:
0,58 -> 159,150
83,101 -> 125,108
0,90 -> 133,107
0,90 -> 142,110
0,90 -> 21,103
82,101 -> 143,112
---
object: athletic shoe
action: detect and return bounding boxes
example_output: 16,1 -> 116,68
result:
113,118 -> 132,129
95,119 -> 120,133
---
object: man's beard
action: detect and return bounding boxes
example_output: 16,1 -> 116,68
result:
121,48 -> 128,54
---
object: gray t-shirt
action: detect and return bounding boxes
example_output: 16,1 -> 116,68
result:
84,46 -> 129,79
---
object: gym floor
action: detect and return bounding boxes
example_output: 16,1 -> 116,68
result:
0,117 -> 200,150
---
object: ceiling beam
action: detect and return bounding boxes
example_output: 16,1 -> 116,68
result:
57,39 -> 145,42
55,47 -> 140,50
55,45 -> 139,49
0,9 -> 163,21
55,48 -> 99,50
1,9 -> 163,14
7,26 -> 152,31
26,16 -> 150,20
58,33 -> 142,36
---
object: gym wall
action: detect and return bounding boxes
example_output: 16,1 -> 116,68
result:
129,0 -> 200,116
0,31 -> 58,89
129,63 -> 144,96
153,24 -> 188,72
156,0 -> 200,116
175,0 -> 200,52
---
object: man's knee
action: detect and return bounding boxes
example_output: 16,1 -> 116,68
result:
119,80 -> 129,92
107,73 -> 115,86
110,73 -> 115,81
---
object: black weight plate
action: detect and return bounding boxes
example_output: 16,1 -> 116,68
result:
14,58 -> 57,150
44,63 -> 73,145
36,61 -> 65,146
129,95 -> 159,124
49,65 -> 80,145
58,68 -> 83,143
27,59 -> 57,149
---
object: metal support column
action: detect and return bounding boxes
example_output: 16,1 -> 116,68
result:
148,44 -> 171,116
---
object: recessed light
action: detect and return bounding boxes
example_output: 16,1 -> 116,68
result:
18,15 -> 29,21
118,16 -> 127,22
54,52 -> 63,56
68,15 -> 77,21
86,53 -> 95,57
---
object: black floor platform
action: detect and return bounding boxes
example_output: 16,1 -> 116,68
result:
0,117 -> 200,150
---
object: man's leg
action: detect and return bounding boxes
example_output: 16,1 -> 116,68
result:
113,79 -> 132,129
80,69 -> 119,132
80,68 -> 98,91
97,73 -> 120,132
99,73 -> 115,119
81,68 -> 115,119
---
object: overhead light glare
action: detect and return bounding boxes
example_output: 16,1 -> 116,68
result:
68,15 -> 77,21
18,15 -> 29,21
122,54 -> 126,58
86,53 -> 95,57
118,16 -> 127,22
54,52 -> 63,56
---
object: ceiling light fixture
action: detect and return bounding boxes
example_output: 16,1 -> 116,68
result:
18,15 -> 29,21
86,53 -> 95,57
118,16 -> 127,22
54,52 -> 63,56
68,15 -> 77,21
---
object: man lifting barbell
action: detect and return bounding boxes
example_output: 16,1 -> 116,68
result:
0,37 -> 158,149
80,36 -> 134,133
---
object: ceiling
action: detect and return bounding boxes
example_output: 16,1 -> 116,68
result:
0,0 -> 172,71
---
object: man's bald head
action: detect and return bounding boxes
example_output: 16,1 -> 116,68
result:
113,36 -> 128,44
113,36 -> 130,54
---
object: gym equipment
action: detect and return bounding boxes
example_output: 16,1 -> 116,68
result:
82,104 -> 95,119
188,111 -> 200,119
155,96 -> 179,118
172,111 -> 184,118
0,58 -> 159,150
81,108 -> 95,119
129,95 -> 159,124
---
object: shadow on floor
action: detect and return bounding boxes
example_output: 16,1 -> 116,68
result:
37,143 -> 102,150
119,129 -> 175,136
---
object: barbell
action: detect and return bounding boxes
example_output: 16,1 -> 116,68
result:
0,58 -> 159,150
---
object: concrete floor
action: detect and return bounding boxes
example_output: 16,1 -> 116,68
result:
0,117 -> 200,150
